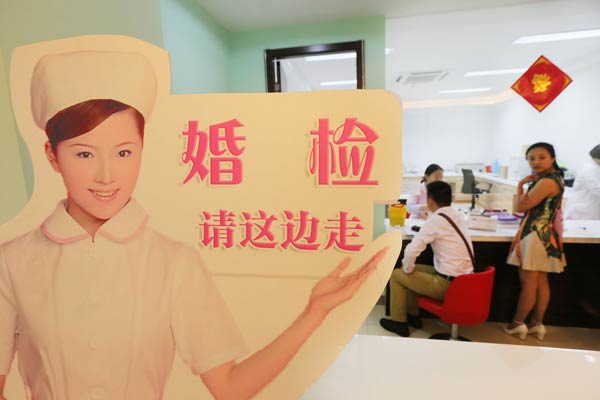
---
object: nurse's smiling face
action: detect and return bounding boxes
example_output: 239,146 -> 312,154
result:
45,109 -> 143,233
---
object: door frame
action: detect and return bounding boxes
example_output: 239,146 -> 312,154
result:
264,40 -> 364,92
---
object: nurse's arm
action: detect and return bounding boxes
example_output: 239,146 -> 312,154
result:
199,248 -> 386,400
0,374 -> 6,398
513,178 -> 559,212
200,307 -> 324,400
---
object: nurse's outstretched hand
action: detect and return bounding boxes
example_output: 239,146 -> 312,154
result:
306,247 -> 388,319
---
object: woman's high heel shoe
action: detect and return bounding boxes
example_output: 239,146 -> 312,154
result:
503,323 -> 527,340
527,324 -> 546,341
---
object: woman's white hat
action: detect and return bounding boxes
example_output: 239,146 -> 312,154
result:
30,51 -> 157,130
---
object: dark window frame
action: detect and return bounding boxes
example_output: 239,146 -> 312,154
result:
264,40 -> 365,92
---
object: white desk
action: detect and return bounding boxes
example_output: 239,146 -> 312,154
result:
402,172 -> 462,179
302,334 -> 600,399
401,172 -> 519,211
473,172 -> 519,187
383,216 -> 600,327
386,218 -> 600,244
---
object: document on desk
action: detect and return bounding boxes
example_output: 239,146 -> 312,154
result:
468,215 -> 498,231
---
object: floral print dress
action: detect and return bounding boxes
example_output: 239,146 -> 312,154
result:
507,171 -> 567,273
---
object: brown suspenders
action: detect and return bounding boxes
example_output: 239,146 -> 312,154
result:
438,213 -> 476,267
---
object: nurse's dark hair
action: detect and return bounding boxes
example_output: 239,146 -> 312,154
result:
426,181 -> 452,207
525,142 -> 564,177
45,99 -> 145,152
421,163 -> 443,183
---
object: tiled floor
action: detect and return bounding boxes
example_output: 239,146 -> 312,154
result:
361,304 -> 600,351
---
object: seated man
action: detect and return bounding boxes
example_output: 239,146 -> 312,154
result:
380,181 -> 474,337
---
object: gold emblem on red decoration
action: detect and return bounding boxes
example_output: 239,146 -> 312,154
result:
511,55 -> 572,112
531,73 -> 551,93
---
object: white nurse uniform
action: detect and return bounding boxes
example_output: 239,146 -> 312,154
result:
0,199 -> 247,399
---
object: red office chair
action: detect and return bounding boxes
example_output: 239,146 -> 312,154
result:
418,266 -> 495,341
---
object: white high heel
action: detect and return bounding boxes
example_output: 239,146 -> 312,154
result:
503,323 -> 527,340
527,324 -> 546,341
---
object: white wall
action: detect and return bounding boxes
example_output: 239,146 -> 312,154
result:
392,0 -> 600,179
402,105 -> 495,173
491,59 -> 600,175
402,58 -> 600,178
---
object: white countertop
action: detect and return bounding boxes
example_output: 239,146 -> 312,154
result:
386,218 -> 600,244
403,171 -> 519,187
303,334 -> 600,400
403,171 -> 461,178
474,172 -> 519,186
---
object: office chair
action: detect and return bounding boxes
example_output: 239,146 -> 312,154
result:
461,169 -> 492,210
418,266 -> 495,341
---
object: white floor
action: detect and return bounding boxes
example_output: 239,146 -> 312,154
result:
303,333 -> 600,400
302,305 -> 600,399
361,304 -> 600,351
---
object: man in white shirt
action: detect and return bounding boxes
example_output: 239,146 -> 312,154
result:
380,181 -> 474,337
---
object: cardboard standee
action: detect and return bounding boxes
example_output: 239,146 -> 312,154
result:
2,35 -> 403,399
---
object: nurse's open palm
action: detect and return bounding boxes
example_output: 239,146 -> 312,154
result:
307,247 -> 388,318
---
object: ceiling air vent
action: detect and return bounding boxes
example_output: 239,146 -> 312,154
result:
396,70 -> 448,85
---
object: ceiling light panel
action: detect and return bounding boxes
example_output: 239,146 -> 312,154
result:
513,29 -> 600,44
439,88 -> 491,94
465,68 -> 527,77
305,53 -> 356,62
320,80 -> 357,86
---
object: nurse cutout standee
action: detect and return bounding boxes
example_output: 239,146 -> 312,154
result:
0,50 -> 387,399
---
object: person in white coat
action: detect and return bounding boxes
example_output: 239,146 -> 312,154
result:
564,144 -> 600,220
406,164 -> 444,219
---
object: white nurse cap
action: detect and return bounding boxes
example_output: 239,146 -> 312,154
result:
30,51 -> 157,130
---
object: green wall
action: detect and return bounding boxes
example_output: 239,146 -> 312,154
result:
160,0 -> 231,93
0,0 -> 164,223
0,0 -> 164,72
0,53 -> 28,223
229,16 -> 385,93
0,3 -> 385,224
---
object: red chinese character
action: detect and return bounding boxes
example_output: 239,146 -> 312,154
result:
181,119 -> 246,185
181,120 -> 209,184
309,118 -> 378,186
240,210 -> 278,249
323,211 -> 364,251
281,210 -> 321,251
199,210 -> 237,248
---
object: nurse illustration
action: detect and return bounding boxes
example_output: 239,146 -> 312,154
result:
0,50 -> 386,399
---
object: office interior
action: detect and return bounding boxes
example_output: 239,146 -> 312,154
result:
1,0 -> 599,398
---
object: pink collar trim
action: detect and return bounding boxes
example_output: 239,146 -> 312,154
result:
96,215 -> 149,243
40,223 -> 90,244
40,198 -> 148,244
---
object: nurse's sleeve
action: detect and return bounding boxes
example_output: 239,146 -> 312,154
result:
580,166 -> 600,194
0,247 -> 16,374
406,203 -> 423,215
170,245 -> 247,375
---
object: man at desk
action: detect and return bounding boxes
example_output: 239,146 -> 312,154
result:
380,181 -> 474,337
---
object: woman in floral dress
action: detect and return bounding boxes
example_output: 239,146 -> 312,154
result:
504,142 -> 566,341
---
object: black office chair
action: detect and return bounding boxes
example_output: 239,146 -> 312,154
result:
461,169 -> 492,210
